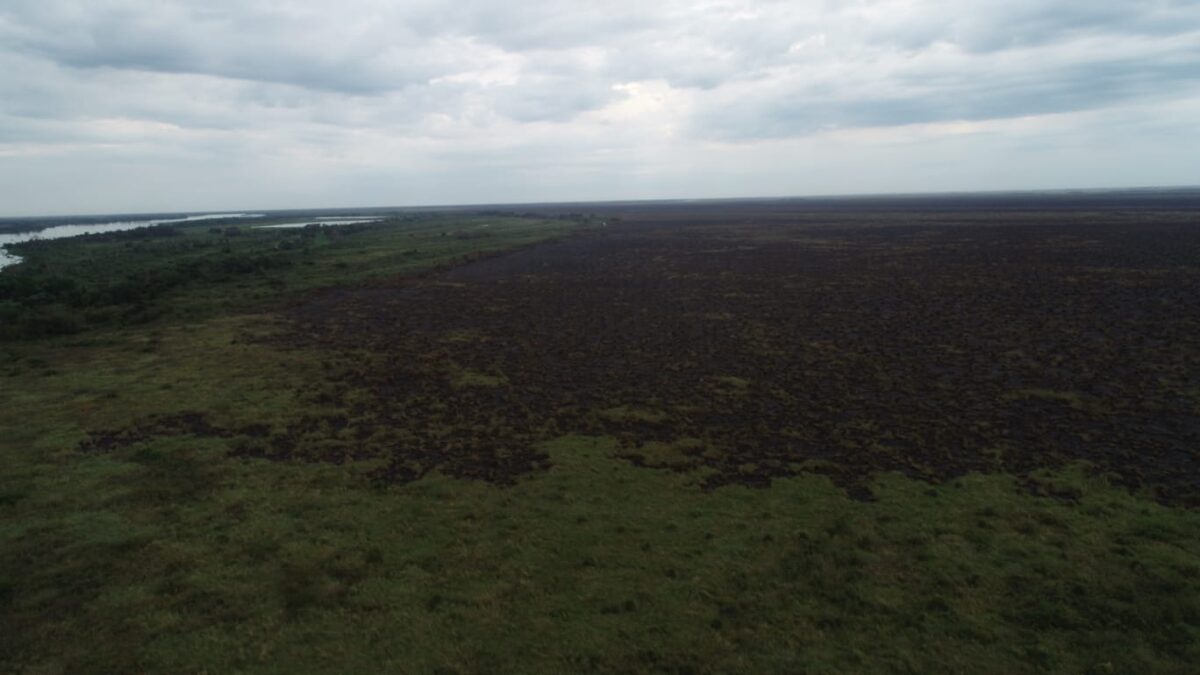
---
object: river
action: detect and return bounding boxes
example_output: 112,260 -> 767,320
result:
0,213 -> 264,271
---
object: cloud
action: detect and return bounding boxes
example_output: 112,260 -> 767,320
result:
0,1 -> 450,94
690,29 -> 1200,139
0,0 -> 1198,214
5,0 -> 1198,128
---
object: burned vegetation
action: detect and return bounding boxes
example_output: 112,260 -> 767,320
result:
84,209 -> 1200,504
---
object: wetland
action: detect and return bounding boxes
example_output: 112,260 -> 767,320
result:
2,195 -> 1199,674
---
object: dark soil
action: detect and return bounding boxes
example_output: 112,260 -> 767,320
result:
88,208 -> 1200,504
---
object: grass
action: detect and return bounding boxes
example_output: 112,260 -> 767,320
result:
0,214 -> 576,339
2,212 -> 1199,673
4,417 -> 1198,673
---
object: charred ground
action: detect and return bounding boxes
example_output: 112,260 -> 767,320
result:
213,208 -> 1200,504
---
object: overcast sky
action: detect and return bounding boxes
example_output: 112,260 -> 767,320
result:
1,0 -> 1199,216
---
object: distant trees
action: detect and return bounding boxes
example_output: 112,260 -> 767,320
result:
0,227 -> 306,340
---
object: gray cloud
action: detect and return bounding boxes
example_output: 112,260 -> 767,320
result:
693,29 -> 1200,139
6,1 -> 1198,125
1,0 -> 1198,215
0,2 -> 439,94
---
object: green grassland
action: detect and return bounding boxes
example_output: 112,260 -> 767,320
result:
1,215 -> 1198,674
0,214 -> 572,339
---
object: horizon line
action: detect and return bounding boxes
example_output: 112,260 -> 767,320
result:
3,183 -> 1199,222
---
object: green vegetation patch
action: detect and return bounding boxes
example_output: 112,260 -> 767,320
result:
0,214 -> 577,340
453,369 -> 509,388
2,429 -> 1198,674
599,405 -> 671,424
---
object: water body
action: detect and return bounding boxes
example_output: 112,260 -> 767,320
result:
254,217 -> 382,229
0,213 -> 263,271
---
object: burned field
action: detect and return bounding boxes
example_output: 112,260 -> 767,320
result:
220,208 -> 1200,504
14,202 -> 1200,673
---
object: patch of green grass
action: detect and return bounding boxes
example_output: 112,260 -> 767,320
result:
599,405 -> 670,424
453,369 -> 508,388
3,422 -> 1198,673
710,375 -> 749,389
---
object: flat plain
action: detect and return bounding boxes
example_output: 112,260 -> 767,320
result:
2,197 -> 1199,673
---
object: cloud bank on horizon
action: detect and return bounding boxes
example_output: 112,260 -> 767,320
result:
1,0 -> 1198,215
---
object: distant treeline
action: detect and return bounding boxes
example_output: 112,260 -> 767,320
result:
0,224 -> 359,340
0,214 -> 184,235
